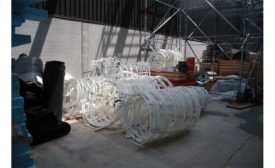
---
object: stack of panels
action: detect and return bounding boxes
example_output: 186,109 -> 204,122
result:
201,44 -> 232,63
252,62 -> 263,82
248,53 -> 263,83
218,60 -> 251,77
151,71 -> 188,81
199,62 -> 219,73
150,71 -> 197,86
12,73 -> 36,168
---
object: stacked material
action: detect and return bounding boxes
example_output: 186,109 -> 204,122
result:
120,86 -> 210,145
218,60 -> 251,77
12,74 -> 36,168
63,57 -> 173,127
63,75 -> 174,127
201,44 -> 232,62
86,57 -> 151,78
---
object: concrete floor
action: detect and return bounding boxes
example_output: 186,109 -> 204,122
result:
31,101 -> 263,168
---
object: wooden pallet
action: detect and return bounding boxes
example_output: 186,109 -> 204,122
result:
150,71 -> 196,86
151,71 -> 189,80
200,62 -> 219,72
218,60 -> 251,77
226,102 -> 258,110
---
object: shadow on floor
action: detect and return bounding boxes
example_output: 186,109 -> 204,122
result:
235,105 -> 263,139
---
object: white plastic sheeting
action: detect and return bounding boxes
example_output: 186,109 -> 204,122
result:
210,79 -> 247,101
120,86 -> 210,145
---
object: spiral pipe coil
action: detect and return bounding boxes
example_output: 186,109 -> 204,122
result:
148,49 -> 183,70
63,75 -> 174,127
119,86 -> 210,145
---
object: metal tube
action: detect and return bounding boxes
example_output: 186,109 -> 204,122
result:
183,0 -> 188,60
203,0 -> 241,34
154,0 -> 178,31
239,33 -> 250,50
144,0 -> 148,60
244,46 -> 262,91
178,0 -> 182,51
238,0 -> 248,93
188,10 -> 213,39
245,17 -> 263,33
148,9 -> 180,39
212,0 -> 217,77
147,40 -> 209,46
155,0 -> 232,60
186,40 -> 201,66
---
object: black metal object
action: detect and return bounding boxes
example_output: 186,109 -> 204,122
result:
43,61 -> 66,121
177,61 -> 188,73
25,106 -> 71,146
13,56 -> 71,146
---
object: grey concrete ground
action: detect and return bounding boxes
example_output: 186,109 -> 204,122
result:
31,101 -> 263,168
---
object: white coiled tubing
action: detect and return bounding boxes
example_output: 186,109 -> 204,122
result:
119,86 -> 210,145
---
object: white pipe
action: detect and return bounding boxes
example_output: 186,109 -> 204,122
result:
120,86 -> 210,145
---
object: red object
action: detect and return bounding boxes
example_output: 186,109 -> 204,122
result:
185,57 -> 195,71
150,70 -> 197,87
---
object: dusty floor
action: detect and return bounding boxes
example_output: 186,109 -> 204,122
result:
31,101 -> 263,168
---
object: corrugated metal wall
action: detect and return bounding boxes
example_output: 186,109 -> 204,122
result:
33,0 -> 263,50
33,0 -> 186,37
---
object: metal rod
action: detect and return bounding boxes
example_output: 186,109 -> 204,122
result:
155,0 -> 232,60
238,0 -> 248,93
211,0 -> 217,78
148,9 -> 180,40
203,0 -> 241,34
239,33 -> 250,50
183,0 -> 188,60
151,34 -> 262,39
144,0 -> 148,53
189,34 -> 262,38
178,0 -> 182,51
147,40 -> 206,46
244,46 -> 262,91
154,0 -> 178,30
186,40 -> 201,66
188,10 -> 213,38
245,17 -> 263,33
147,40 -> 260,46
147,40 -> 185,46
155,0 -> 212,41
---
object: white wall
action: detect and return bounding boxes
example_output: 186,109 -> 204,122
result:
12,18 -> 207,79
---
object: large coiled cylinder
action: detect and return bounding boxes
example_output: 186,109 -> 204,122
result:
148,49 -> 183,70
120,86 -> 210,145
63,76 -> 174,127
82,76 -> 174,127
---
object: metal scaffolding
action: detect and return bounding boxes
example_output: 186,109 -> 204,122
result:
137,0 -> 263,81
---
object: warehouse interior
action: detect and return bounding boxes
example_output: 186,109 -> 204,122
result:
10,0 -> 265,168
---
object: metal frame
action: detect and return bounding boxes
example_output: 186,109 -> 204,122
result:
138,0 -> 263,90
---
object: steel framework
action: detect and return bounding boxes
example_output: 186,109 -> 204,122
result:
137,0 -> 263,90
